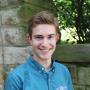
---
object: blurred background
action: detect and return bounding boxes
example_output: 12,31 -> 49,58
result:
0,0 -> 90,90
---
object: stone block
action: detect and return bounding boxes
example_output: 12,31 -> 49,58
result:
0,85 -> 3,90
0,67 -> 4,84
1,64 -> 21,80
0,8 -> 20,25
0,14 -> 1,26
3,64 -> 20,74
74,85 -> 85,90
78,67 -> 90,85
0,38 -> 2,46
4,46 -> 32,64
19,0 -> 56,23
0,30 -> 2,46
7,0 -> 21,6
0,0 -> 8,7
0,47 -> 3,64
66,64 -> 78,84
86,87 -> 90,90
53,44 -> 90,62
1,26 -> 28,46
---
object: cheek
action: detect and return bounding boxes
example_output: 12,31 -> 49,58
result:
52,39 -> 57,44
32,41 -> 40,48
50,41 -> 57,48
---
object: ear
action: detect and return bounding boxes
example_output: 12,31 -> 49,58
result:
56,32 -> 61,43
26,34 -> 32,45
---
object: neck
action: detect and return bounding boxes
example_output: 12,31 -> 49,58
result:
32,55 -> 52,69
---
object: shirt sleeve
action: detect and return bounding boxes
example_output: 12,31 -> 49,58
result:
4,71 -> 22,90
65,68 -> 74,90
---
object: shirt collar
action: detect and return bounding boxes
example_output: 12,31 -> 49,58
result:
27,56 -> 55,73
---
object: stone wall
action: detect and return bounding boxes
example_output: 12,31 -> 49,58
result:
54,45 -> 90,90
0,0 -> 90,90
0,1 -> 30,90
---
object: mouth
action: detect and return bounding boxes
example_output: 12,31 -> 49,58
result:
39,47 -> 54,55
39,48 -> 52,51
40,49 -> 49,52
39,48 -> 51,53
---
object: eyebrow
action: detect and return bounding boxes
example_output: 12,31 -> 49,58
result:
33,34 -> 56,36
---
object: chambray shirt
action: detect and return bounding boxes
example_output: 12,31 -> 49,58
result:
4,57 -> 73,90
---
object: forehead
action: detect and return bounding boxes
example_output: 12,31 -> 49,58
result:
32,24 -> 56,35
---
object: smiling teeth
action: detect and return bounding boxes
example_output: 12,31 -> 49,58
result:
41,50 -> 48,51
40,50 -> 49,51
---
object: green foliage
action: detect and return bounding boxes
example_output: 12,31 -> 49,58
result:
60,28 -> 78,44
18,0 -> 90,44
53,0 -> 74,28
53,0 -> 90,44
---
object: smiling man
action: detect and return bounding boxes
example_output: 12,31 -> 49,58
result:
28,24 -> 58,69
4,11 -> 73,90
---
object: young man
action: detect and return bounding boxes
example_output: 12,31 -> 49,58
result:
4,11 -> 73,90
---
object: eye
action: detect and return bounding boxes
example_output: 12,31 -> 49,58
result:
48,35 -> 55,39
48,35 -> 52,39
34,35 -> 43,40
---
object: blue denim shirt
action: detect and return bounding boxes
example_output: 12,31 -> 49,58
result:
4,57 -> 73,90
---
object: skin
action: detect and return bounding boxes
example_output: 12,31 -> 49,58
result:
28,24 -> 59,69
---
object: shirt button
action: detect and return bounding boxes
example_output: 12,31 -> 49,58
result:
42,68 -> 44,71
48,79 -> 51,82
52,69 -> 55,72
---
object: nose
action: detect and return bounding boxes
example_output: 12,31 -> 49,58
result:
41,38 -> 49,47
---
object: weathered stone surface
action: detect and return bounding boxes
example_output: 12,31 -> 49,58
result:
66,64 -> 78,84
86,87 -> 90,90
19,0 -> 56,23
0,47 -> 3,64
0,8 -> 20,25
74,85 -> 85,90
0,14 -> 1,26
4,46 -> 32,64
7,0 -> 21,6
0,0 -> 8,7
0,85 -> 3,90
1,26 -> 28,46
23,0 -> 56,12
0,15 -> 2,45
0,37 -> 2,46
0,30 -> 2,46
53,44 -> 90,62
0,67 -> 4,84
3,64 -> 20,74
78,67 -> 90,85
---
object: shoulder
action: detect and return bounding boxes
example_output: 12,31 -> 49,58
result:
54,60 -> 67,69
54,60 -> 70,75
53,60 -> 72,82
54,61 -> 73,90
5,63 -> 27,82
4,64 -> 27,90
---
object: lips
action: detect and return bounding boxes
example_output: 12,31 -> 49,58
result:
40,49 -> 49,52
40,49 -> 49,51
39,48 -> 53,55
39,48 -> 52,51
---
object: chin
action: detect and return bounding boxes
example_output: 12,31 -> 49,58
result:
39,55 -> 51,60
